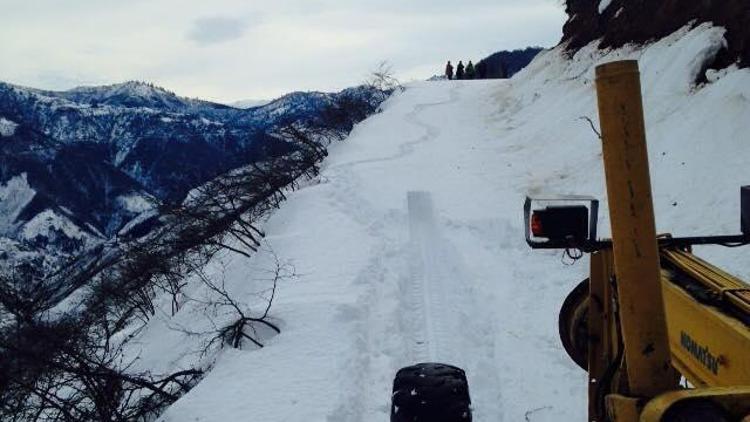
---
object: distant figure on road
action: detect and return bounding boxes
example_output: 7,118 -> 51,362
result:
465,61 -> 476,80
456,61 -> 465,80
445,61 -> 454,80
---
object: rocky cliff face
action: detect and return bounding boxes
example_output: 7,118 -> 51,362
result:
562,0 -> 750,71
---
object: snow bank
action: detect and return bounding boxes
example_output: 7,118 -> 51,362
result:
598,0 -> 613,14
0,116 -> 19,137
141,23 -> 750,422
513,23 -> 749,272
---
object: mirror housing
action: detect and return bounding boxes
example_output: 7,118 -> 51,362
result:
524,195 -> 599,249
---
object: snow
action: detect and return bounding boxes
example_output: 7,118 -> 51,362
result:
0,174 -> 36,235
706,64 -> 739,83
598,0 -> 613,14
117,192 -> 154,214
0,237 -> 40,265
191,116 -> 221,126
127,23 -> 750,422
21,209 -> 88,241
229,99 -> 271,109
0,116 -> 19,137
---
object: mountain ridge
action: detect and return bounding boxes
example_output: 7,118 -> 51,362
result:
0,80 -> 387,277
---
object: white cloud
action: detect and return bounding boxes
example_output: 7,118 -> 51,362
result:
0,0 -> 566,101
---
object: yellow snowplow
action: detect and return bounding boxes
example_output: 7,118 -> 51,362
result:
526,60 -> 750,421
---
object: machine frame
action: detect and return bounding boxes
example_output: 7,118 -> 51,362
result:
527,60 -> 750,421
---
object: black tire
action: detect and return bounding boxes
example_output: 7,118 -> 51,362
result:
559,279 -> 590,371
661,399 -> 731,422
391,362 -> 472,422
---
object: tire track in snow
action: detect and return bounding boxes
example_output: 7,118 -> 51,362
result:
406,190 -> 505,420
320,85 -> 464,420
328,83 -> 461,169
407,191 -> 443,362
322,83 -> 505,420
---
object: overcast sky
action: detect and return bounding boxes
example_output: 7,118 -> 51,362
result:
0,0 -> 567,103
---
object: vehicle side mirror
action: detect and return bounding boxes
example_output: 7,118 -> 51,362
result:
524,195 -> 599,249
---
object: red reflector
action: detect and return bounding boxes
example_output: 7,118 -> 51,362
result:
531,212 -> 544,237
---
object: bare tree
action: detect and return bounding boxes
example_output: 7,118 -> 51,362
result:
174,250 -> 294,354
367,61 -> 404,93
0,80 -> 389,421
0,308 -> 202,421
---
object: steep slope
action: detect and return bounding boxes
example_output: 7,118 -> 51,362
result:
0,82 -> 385,278
563,0 -> 750,70
144,23 -> 749,422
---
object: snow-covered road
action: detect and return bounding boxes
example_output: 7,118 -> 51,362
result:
157,24 -> 750,422
159,78 -> 587,421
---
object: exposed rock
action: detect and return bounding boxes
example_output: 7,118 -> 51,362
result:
562,0 -> 750,70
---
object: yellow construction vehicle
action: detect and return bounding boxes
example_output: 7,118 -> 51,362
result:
525,60 -> 750,421
389,60 -> 749,422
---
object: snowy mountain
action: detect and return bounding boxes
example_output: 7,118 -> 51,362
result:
0,81 -> 386,278
47,81 -> 233,114
4,1 -> 750,420
144,24 -> 748,422
228,99 -> 271,109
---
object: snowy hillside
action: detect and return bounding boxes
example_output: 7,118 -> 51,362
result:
56,81 -> 230,113
0,80 -> 387,284
229,99 -> 271,109
124,23 -> 750,421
